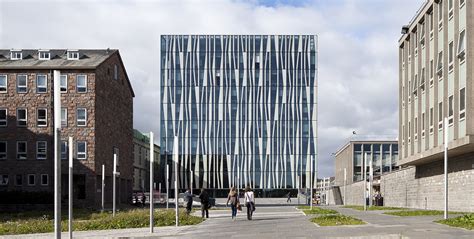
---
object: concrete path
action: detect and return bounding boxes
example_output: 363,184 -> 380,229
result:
2,205 -> 473,239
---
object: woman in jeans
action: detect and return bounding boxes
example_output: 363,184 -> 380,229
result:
226,187 -> 239,221
244,186 -> 255,220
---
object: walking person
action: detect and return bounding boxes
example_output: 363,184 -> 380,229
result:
244,186 -> 255,220
184,188 -> 194,214
199,188 -> 210,218
226,187 -> 239,221
286,192 -> 291,203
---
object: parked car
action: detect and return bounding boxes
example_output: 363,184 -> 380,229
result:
131,191 -> 146,207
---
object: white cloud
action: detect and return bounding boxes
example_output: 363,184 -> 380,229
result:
0,0 -> 424,177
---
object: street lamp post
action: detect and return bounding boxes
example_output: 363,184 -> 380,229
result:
444,117 -> 449,219
363,152 -> 367,211
68,137 -> 73,239
53,70 -> 62,239
149,132 -> 154,233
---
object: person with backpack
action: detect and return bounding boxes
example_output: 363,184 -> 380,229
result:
226,186 -> 239,221
199,188 -> 210,218
244,186 -> 255,220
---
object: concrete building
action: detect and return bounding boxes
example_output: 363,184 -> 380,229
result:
160,35 -> 318,196
397,0 -> 474,211
0,49 -> 134,207
334,137 -> 399,188
133,129 -> 160,192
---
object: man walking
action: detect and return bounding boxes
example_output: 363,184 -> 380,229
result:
199,188 -> 210,218
184,188 -> 194,214
286,192 -> 292,203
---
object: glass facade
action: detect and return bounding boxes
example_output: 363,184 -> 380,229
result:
160,35 -> 318,190
353,143 -> 398,182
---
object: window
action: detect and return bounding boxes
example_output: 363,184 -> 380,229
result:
15,175 -> 22,186
408,121 -> 411,143
448,95 -> 454,124
438,0 -> 443,29
27,174 -> 35,186
429,60 -> 434,87
458,30 -> 466,60
460,88 -> 466,120
17,74 -> 27,93
76,75 -> 87,93
36,141 -> 47,160
0,108 -> 6,127
438,102 -> 443,129
460,0 -> 465,8
429,11 -> 434,34
114,147 -> 120,167
36,75 -> 47,93
61,108 -> 67,127
413,75 -> 418,97
0,175 -> 8,186
76,108 -> 87,126
17,108 -> 27,127
430,107 -> 434,134
114,64 -> 118,80
0,75 -> 7,93
60,75 -> 67,92
421,112 -> 425,137
41,174 -> 48,186
437,51 -> 443,76
0,141 -> 6,160
67,50 -> 79,60
38,51 -> 50,60
414,117 -> 418,140
420,22 -> 425,46
10,51 -> 22,60
77,141 -> 87,160
61,141 -> 68,160
448,41 -> 454,71
17,141 -> 27,160
37,108 -> 47,127
420,68 -> 425,92
448,0 -> 453,18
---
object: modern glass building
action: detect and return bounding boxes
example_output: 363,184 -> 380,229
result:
160,35 -> 318,193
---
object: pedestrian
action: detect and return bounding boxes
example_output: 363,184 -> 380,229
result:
184,188 -> 194,214
226,186 -> 239,221
244,186 -> 255,220
199,188 -> 210,218
365,188 -> 369,206
286,192 -> 291,203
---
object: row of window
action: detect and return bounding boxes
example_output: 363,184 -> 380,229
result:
404,87 -> 465,143
0,141 -> 87,160
0,74 -> 88,94
0,107 -> 88,127
10,50 -> 80,61
0,174 -> 49,186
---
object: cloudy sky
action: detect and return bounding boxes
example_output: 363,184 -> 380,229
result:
0,0 -> 424,178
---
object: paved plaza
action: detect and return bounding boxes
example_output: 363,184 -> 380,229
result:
2,205 -> 473,239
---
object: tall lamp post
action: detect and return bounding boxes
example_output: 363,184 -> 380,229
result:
149,132 -> 154,233
444,117 -> 449,219
363,152 -> 367,211
53,70 -> 62,239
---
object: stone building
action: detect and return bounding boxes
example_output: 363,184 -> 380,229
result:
133,129 -> 161,192
0,49 -> 134,208
396,0 -> 474,212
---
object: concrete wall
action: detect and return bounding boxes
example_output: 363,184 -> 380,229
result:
332,180 -> 365,206
331,154 -> 474,212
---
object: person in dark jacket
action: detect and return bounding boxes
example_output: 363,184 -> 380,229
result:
199,188 -> 210,218
184,188 -> 194,214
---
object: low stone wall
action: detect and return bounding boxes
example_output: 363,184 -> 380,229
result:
331,154 -> 474,212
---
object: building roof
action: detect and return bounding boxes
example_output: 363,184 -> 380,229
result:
133,129 -> 160,150
398,0 -> 430,44
0,49 -> 117,69
334,135 -> 398,157
0,49 -> 135,97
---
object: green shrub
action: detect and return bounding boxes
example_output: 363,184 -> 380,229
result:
311,215 -> 365,226
0,209 -> 203,235
437,214 -> 474,230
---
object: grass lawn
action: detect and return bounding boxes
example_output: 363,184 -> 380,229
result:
299,207 -> 338,215
343,205 -> 406,211
436,214 -> 474,230
311,215 -> 366,226
0,209 -> 203,235
384,210 -> 466,217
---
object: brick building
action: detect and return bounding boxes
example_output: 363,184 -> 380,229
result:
0,49 -> 134,208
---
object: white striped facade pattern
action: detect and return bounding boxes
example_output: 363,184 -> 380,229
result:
160,35 -> 318,190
